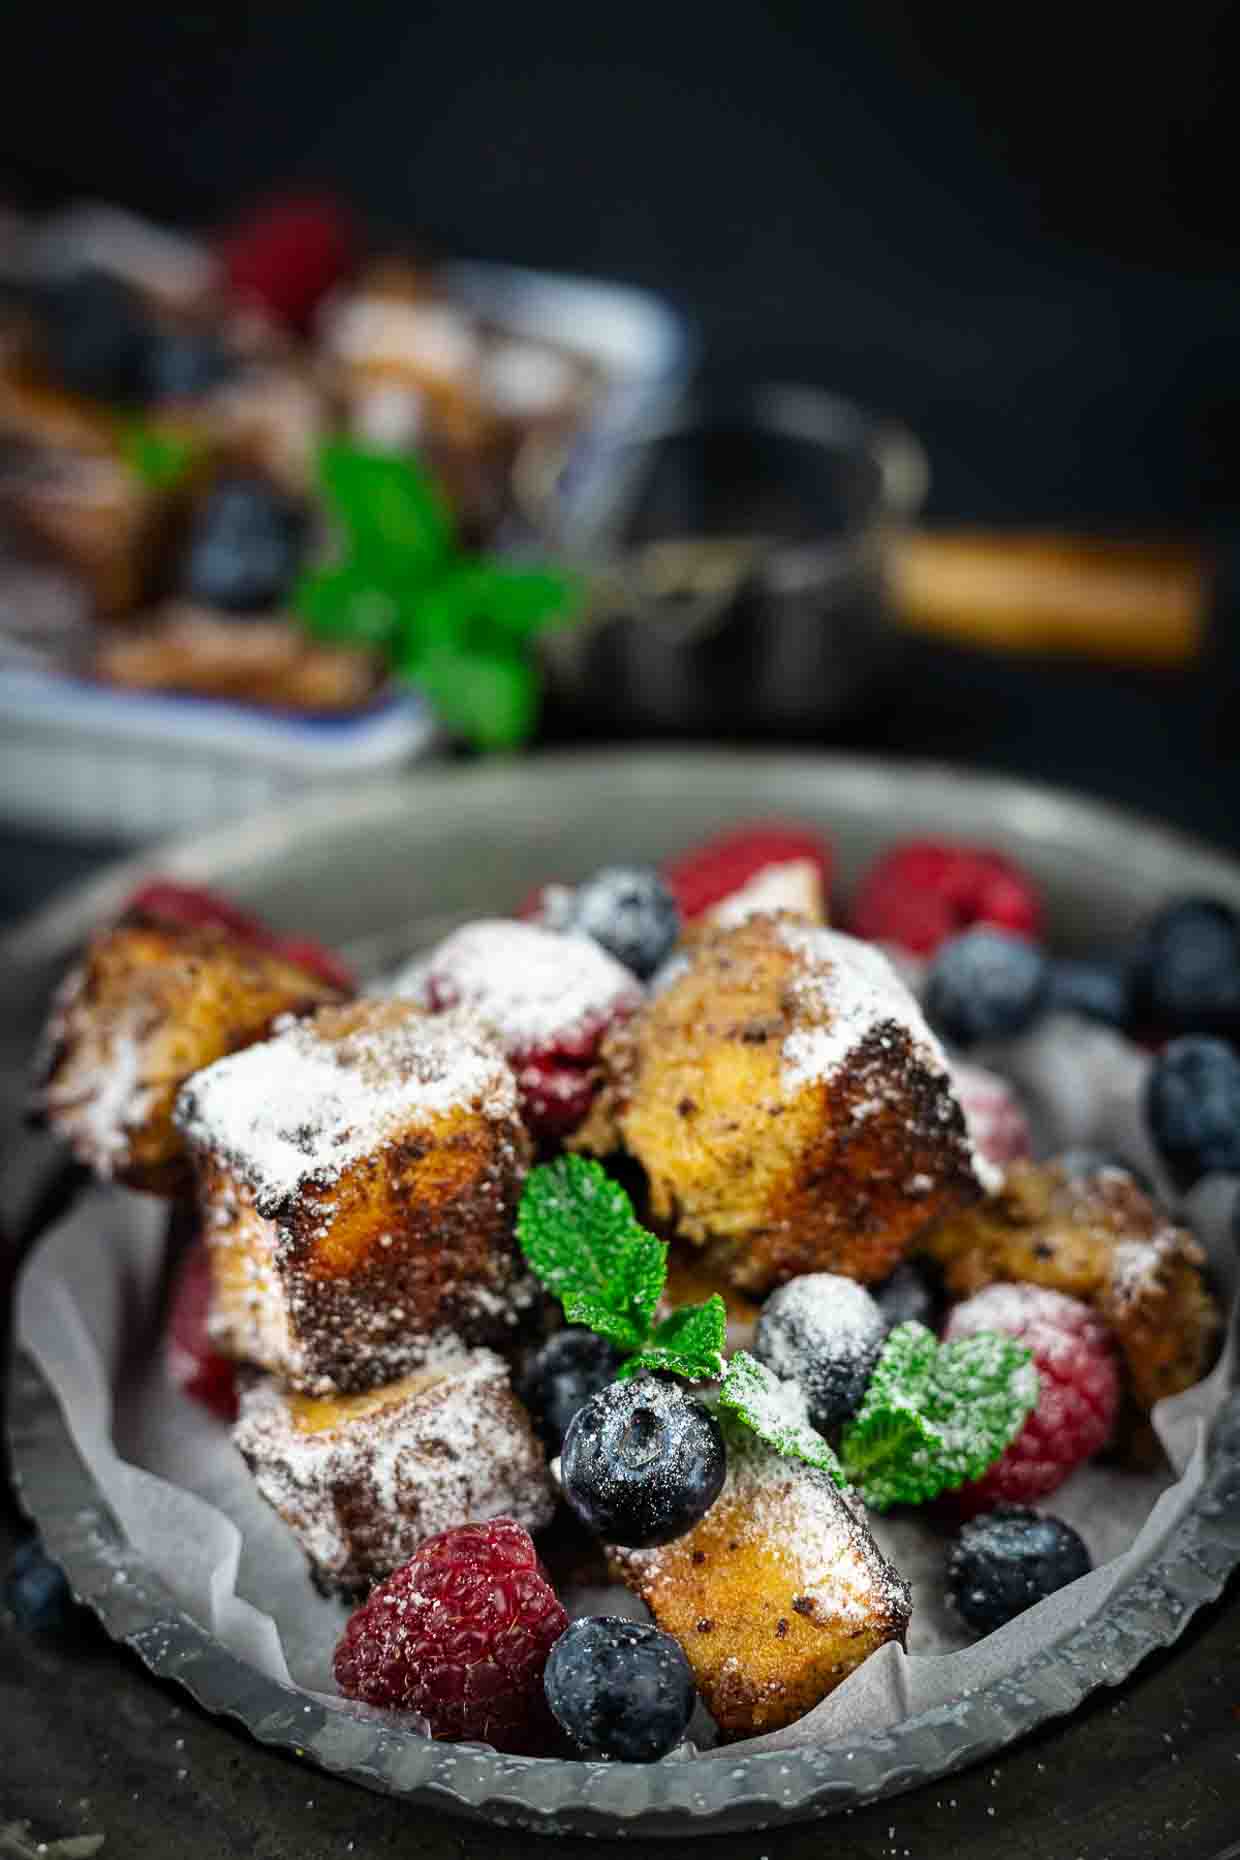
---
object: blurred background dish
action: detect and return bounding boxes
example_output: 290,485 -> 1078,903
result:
528,383 -> 928,733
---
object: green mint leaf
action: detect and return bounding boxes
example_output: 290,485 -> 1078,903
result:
405,563 -> 579,654
840,1321 -> 1039,1511
294,562 -> 407,647
404,644 -> 539,751
717,1350 -> 847,1486
561,1293 -> 647,1354
516,1156 -> 666,1349
317,441 -> 454,578
617,1295 -> 728,1382
652,1296 -> 727,1375
118,420 -> 197,491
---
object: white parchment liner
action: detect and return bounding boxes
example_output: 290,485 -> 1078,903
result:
14,1015 -> 1239,1755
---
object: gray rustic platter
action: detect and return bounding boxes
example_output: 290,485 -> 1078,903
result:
5,749 -> 1240,1839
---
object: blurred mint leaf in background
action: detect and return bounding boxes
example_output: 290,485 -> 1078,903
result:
294,441 -> 575,750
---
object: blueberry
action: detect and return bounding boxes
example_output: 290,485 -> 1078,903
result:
544,1616 -> 696,1761
559,1376 -> 725,1548
182,476 -> 308,612
1138,898 -> 1240,1039
1146,1035 -> 1240,1191
871,1259 -> 939,1333
1046,956 -> 1133,1030
40,267 -> 154,404
924,929 -> 1049,1049
752,1272 -> 885,1430
1056,1147 -> 1149,1192
948,1506 -> 1092,1634
144,325 -> 235,403
517,1328 -> 623,1454
5,1536 -> 74,1634
567,866 -> 680,980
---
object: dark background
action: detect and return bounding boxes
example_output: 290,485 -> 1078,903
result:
4,0 -> 1239,528
4,1 -> 1240,907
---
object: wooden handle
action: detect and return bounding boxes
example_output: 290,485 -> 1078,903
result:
891,531 -> 1210,667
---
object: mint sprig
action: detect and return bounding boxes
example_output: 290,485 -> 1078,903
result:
718,1351 -> 847,1484
516,1156 -> 725,1379
839,1321 -> 1039,1511
621,1301 -> 731,1382
294,442 -> 578,751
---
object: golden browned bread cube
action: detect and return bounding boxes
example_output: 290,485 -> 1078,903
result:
922,1160 -> 1219,1411
0,368 -> 172,615
176,1000 -> 535,1394
610,1428 -> 911,1740
234,1350 -> 555,1594
32,921 -> 342,1194
94,606 -> 383,713
577,916 -> 988,1294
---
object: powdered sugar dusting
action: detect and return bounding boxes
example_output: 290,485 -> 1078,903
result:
176,1002 -> 517,1204
619,1423 -> 911,1634
35,964 -> 156,1177
407,919 -> 642,1056
947,1282 -> 1111,1375
779,924 -> 950,1088
1108,1230 -> 1184,1306
234,1351 -> 555,1592
709,860 -> 822,928
777,924 -> 997,1193
755,1275 -> 886,1383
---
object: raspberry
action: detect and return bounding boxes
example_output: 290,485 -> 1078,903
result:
165,1242 -> 238,1423
517,883 -> 576,930
125,880 -> 355,994
944,1284 -> 1120,1516
421,920 -> 641,1145
951,1062 -> 1032,1168
662,824 -> 833,923
219,192 -> 356,329
850,841 -> 1041,957
332,1519 -> 567,1752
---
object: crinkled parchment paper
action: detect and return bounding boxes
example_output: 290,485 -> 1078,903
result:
14,1014 -> 1238,1752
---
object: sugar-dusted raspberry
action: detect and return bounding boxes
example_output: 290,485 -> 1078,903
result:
662,824 -> 833,923
951,1061 -> 1033,1169
166,1241 -> 238,1423
125,880 -> 355,994
419,919 -> 642,1144
332,1518 -> 567,1751
944,1284 -> 1120,1516
850,841 -> 1042,957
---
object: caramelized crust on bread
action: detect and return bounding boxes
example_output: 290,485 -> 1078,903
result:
578,916 -> 986,1293
922,1160 -> 1219,1410
235,1352 -> 555,1594
0,368 -> 172,614
178,1000 -> 535,1393
32,921 -> 342,1193
610,1429 -> 911,1739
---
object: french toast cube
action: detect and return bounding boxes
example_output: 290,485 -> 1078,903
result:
32,920 -> 343,1194
922,1159 -> 1219,1412
580,916 -> 990,1293
176,1000 -> 535,1394
610,1429 -> 911,1740
234,1350 -> 555,1594
0,368 -> 173,614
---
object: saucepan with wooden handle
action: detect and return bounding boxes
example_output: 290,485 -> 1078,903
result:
516,385 -> 1210,733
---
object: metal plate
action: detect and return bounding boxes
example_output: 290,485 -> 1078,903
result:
6,749 -> 1240,1838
